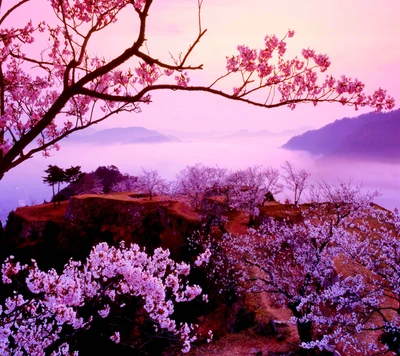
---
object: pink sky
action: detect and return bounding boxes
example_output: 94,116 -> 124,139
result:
105,0 -> 400,133
1,0 -> 400,211
6,0 -> 400,133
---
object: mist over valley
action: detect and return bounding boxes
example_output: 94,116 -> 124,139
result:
1,125 -> 399,223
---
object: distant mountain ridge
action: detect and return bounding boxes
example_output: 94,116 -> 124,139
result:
282,109 -> 400,161
224,126 -> 313,139
66,127 -> 180,145
224,129 -> 274,138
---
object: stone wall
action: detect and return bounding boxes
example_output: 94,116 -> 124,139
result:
4,196 -> 203,269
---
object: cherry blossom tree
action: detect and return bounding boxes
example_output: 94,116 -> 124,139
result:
203,182 -> 387,353
218,170 -> 243,209
229,166 -> 264,225
176,164 -> 222,211
339,206 -> 400,353
281,160 -> 311,205
0,241 -> 210,355
230,166 -> 283,225
136,168 -> 165,200
0,0 -> 395,179
161,179 -> 181,201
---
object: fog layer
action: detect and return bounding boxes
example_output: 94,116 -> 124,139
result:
1,136 -> 399,222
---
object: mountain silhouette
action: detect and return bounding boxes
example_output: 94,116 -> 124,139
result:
282,109 -> 400,161
66,127 -> 181,145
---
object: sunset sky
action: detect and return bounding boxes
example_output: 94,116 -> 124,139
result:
4,0 -> 400,134
97,0 -> 400,133
1,0 -> 400,212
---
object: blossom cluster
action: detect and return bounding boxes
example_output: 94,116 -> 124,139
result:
224,30 -> 394,111
0,242 -> 205,354
49,0 -> 130,25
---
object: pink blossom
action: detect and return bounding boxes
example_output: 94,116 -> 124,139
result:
302,48 -> 315,60
264,35 -> 279,51
233,87 -> 241,96
98,305 -> 110,318
135,62 -> 161,86
110,331 -> 120,344
313,54 -> 331,72
194,249 -> 211,267
226,56 -> 240,72
277,41 -> 287,56
175,72 -> 190,87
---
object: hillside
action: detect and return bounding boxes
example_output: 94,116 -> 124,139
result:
66,126 -> 181,145
1,193 -> 393,355
282,109 -> 400,161
1,193 -> 285,270
0,195 -> 304,355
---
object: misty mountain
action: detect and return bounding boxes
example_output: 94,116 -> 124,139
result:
66,127 -> 181,145
224,129 -> 274,139
129,135 -> 181,144
282,109 -> 400,161
161,130 -> 225,140
279,126 -> 314,136
224,126 -> 313,139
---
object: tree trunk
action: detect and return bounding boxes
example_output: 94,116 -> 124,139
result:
296,319 -> 313,344
0,65 -> 5,168
52,184 -> 56,209
248,214 -> 254,226
288,302 -> 314,354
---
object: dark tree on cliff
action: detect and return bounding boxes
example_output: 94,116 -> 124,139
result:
64,165 -> 83,185
43,164 -> 65,207
57,165 -> 125,199
44,165 -> 82,203
94,166 -> 124,193
0,0 -> 394,180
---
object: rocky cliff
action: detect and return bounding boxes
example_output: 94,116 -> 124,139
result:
2,193 -> 203,270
